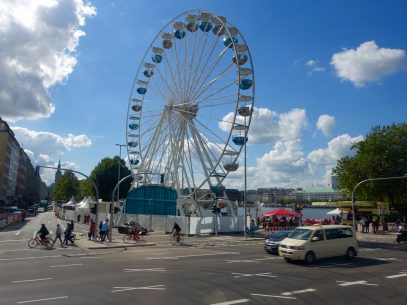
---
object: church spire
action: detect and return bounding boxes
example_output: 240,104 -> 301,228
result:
55,159 -> 62,183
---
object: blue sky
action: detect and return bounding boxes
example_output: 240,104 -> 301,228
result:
1,0 -> 406,190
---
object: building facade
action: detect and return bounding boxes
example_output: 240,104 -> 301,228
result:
0,117 -> 46,208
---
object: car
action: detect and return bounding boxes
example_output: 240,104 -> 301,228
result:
264,231 -> 292,254
279,225 -> 359,264
37,207 -> 45,213
117,222 -> 148,235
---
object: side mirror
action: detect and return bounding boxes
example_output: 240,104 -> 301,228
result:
311,236 -> 320,242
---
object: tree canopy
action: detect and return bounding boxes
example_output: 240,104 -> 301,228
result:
89,156 -> 132,201
51,171 -> 80,201
332,123 -> 407,212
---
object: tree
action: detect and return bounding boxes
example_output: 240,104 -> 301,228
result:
51,171 -> 80,201
332,123 -> 407,212
90,156 -> 131,201
78,179 -> 94,199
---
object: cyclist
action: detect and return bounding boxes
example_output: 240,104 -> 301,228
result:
37,224 -> 49,242
172,222 -> 181,240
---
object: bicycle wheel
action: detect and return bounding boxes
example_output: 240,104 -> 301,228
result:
135,234 -> 143,242
178,235 -> 185,244
123,234 -> 132,243
169,235 -> 177,245
28,238 -> 38,248
44,239 -> 53,249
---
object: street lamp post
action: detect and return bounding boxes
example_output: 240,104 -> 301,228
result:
115,144 -> 126,222
351,174 -> 407,229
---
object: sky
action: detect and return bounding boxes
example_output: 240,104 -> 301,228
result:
1,0 -> 406,191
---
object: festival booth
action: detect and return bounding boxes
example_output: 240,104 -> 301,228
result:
261,208 -> 301,235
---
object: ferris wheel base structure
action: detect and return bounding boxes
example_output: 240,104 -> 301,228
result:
125,184 -> 237,217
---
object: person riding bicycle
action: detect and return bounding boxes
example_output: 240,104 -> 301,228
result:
37,224 -> 49,242
172,222 -> 181,238
129,221 -> 141,236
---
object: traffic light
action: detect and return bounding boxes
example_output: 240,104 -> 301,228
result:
90,206 -> 96,214
114,207 -> 121,214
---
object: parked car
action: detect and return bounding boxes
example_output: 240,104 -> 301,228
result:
264,231 -> 292,254
37,207 -> 45,213
117,222 -> 148,235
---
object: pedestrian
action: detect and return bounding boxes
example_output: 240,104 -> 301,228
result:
359,217 -> 365,233
52,224 -> 63,247
63,223 -> 74,245
98,221 -> 103,241
77,214 -> 81,223
100,219 -> 108,242
70,219 -> 74,232
105,219 -> 110,241
89,220 -> 96,240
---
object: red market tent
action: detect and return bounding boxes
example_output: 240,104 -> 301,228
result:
261,208 -> 301,218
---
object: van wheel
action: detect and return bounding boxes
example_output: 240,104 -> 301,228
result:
304,251 -> 315,265
345,247 -> 355,260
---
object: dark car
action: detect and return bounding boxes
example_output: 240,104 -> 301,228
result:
264,231 -> 292,254
117,222 -> 148,235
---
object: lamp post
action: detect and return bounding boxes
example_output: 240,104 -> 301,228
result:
351,174 -> 407,229
115,144 -> 126,221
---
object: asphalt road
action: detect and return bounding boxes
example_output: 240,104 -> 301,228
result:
1,212 -> 407,305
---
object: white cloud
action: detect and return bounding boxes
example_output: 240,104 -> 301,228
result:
331,41 -> 406,87
220,107 -> 308,145
12,126 -> 92,156
305,59 -> 326,75
0,0 -> 96,121
307,134 -> 364,165
316,114 -> 335,136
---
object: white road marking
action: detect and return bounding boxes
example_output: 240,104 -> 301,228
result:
50,263 -> 83,268
0,255 -> 61,261
0,249 -> 31,253
386,272 -> 407,279
211,299 -> 250,305
251,293 -> 296,299
12,278 -> 53,284
17,296 -> 68,303
112,285 -> 165,293
146,252 -> 239,260
373,257 -> 401,261
337,280 -> 378,286
124,268 -> 165,272
232,272 -> 276,278
282,288 -> 316,295
226,257 -> 280,263
79,256 -> 99,259
0,239 -> 29,243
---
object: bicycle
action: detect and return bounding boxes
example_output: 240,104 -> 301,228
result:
169,232 -> 184,245
28,236 -> 53,249
122,229 -> 144,243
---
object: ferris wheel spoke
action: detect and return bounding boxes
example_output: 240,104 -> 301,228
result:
148,68 -> 178,103
191,62 -> 236,103
188,44 -> 231,102
184,25 -> 215,101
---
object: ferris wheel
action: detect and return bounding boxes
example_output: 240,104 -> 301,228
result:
126,9 -> 254,206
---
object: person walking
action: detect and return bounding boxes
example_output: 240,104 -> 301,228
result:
52,224 -> 63,247
100,220 -> 108,242
63,223 -> 74,245
77,214 -> 81,223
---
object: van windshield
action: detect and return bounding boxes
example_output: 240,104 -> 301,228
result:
288,228 -> 312,240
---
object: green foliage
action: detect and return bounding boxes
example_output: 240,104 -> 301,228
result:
89,156 -> 132,201
332,123 -> 407,212
78,179 -> 94,199
51,171 -> 80,201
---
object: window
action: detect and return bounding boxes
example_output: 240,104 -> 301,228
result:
312,230 -> 324,241
326,228 -> 353,240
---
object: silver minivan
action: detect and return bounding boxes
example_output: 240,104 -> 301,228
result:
279,225 -> 358,264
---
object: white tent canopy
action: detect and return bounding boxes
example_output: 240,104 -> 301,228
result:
76,196 -> 94,210
327,208 -> 346,216
62,196 -> 77,207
